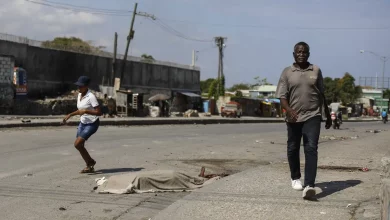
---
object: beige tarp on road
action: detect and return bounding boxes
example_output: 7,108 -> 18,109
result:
95,170 -> 220,194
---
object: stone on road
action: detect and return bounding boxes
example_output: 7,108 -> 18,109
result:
0,122 -> 386,219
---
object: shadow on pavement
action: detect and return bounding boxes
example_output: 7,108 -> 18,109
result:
315,180 -> 362,199
94,167 -> 144,174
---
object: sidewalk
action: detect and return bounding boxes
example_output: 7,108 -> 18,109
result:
153,130 -> 388,220
0,115 -> 381,128
0,116 -> 284,128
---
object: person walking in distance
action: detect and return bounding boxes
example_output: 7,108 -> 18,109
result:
63,76 -> 102,173
275,42 -> 331,199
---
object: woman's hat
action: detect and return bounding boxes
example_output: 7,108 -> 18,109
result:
74,76 -> 91,86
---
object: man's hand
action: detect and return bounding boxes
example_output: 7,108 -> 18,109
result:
286,108 -> 298,122
62,114 -> 71,125
325,116 -> 332,129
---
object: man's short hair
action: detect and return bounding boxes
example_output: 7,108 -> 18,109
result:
294,42 -> 310,52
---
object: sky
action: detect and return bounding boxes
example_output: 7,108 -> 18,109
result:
0,0 -> 390,87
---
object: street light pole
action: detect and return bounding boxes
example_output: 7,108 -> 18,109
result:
360,50 -> 389,90
191,50 -> 199,67
382,57 -> 387,90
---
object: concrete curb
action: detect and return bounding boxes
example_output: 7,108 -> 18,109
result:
0,118 -> 382,128
0,118 -> 284,128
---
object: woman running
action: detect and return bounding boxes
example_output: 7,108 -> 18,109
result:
63,76 -> 102,173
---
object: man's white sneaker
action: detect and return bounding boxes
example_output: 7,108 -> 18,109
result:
291,179 -> 303,191
302,186 -> 316,200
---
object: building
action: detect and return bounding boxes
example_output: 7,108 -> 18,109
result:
249,85 -> 277,98
237,90 -> 250,97
361,89 -> 389,111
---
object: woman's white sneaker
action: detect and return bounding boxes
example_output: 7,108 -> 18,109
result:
302,186 -> 316,199
291,179 -> 303,191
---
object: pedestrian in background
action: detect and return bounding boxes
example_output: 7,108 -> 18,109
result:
63,76 -> 102,173
276,42 -> 331,200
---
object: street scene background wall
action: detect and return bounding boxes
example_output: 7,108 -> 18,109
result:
0,38 -> 200,99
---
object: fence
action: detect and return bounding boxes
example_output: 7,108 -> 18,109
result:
359,76 -> 390,90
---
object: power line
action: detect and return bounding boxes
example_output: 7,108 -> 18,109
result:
25,1 -> 390,31
159,18 -> 390,30
148,18 -> 213,42
39,0 -> 131,13
25,0 -> 132,16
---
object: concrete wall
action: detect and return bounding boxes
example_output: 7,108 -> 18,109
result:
0,55 -> 15,113
0,39 -> 200,99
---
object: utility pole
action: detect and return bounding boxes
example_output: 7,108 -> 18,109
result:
360,50 -> 389,90
119,3 -> 138,89
118,3 -> 156,89
214,36 -> 227,97
112,32 -> 118,87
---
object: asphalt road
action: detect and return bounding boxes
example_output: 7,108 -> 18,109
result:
0,122 -> 387,220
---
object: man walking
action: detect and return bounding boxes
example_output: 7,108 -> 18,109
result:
276,42 -> 331,199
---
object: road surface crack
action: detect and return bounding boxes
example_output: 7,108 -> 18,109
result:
111,197 -> 152,220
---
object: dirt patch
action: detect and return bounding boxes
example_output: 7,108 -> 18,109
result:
178,159 -> 270,174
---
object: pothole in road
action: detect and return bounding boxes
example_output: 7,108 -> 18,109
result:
178,159 -> 271,175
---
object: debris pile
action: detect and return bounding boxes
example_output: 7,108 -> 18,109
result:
184,110 -> 199,117
10,89 -> 105,115
320,135 -> 359,141
170,112 -> 184,117
366,130 -> 382,133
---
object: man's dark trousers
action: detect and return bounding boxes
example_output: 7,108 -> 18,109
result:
287,116 -> 321,187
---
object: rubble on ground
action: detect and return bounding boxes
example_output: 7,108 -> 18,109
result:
320,135 -> 359,141
199,113 -> 212,117
169,112 -> 183,117
6,89 -> 106,115
366,130 -> 383,133
184,110 -> 199,117
149,106 -> 160,118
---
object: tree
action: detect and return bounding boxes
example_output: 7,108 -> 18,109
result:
323,73 -> 362,105
252,76 -> 272,87
228,83 -> 250,92
141,54 -> 155,62
337,73 -> 362,105
208,79 -> 218,99
42,37 -> 105,53
383,89 -> 390,99
206,77 -> 226,99
234,90 -> 243,97
323,77 -> 339,104
200,78 -> 215,93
